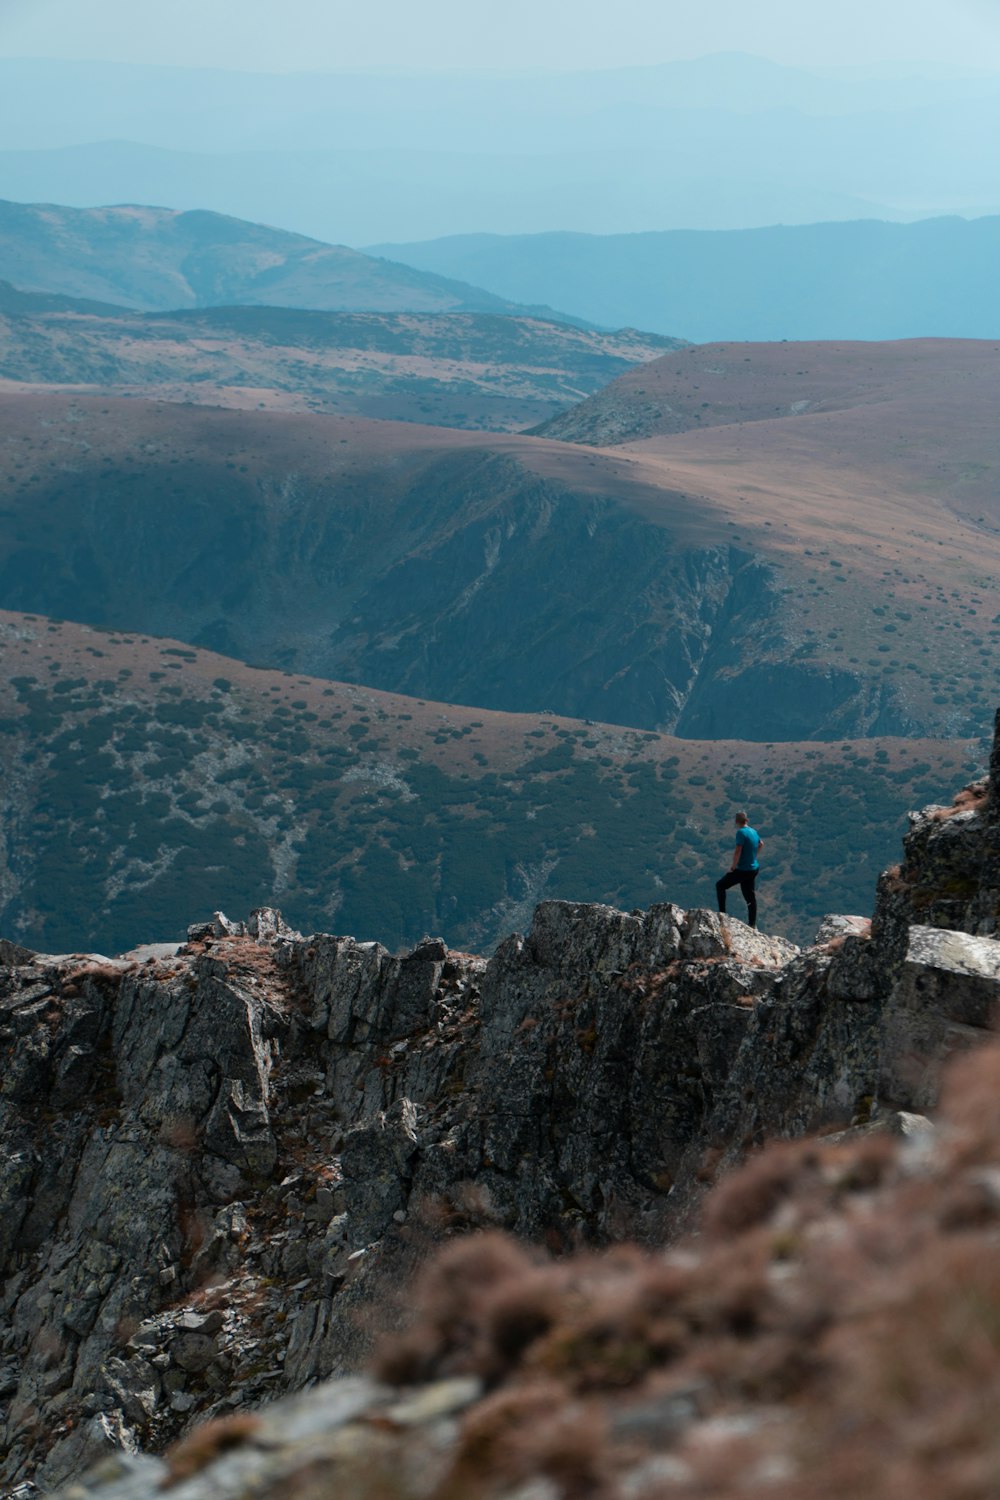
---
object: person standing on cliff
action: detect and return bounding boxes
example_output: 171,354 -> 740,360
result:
716,811 -> 762,929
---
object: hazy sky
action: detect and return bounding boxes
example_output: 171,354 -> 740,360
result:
2,0 -> 1000,72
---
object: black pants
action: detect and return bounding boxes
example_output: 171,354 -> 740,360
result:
716,869 -> 758,928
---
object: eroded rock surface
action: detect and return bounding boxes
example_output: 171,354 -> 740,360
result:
3,712 -> 1000,1496
42,1043 -> 1000,1500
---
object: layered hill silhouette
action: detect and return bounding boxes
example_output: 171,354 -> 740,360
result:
5,56 -> 1000,243
0,344 -> 997,741
0,200 -> 579,320
372,217 -> 1000,341
0,294 -> 678,431
0,610 -> 977,956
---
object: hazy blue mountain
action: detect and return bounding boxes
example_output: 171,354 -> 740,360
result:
0,141 -> 900,247
0,55 -> 998,242
371,218 -> 1000,342
0,199 -> 579,321
0,277 -> 126,315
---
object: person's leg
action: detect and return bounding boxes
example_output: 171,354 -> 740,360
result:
716,870 -> 741,913
739,871 -> 758,928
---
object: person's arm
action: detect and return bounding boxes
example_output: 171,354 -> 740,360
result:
731,845 -> 741,870
757,839 -> 764,862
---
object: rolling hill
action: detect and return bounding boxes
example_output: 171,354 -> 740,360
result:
371,218 -> 1000,342
0,611 -> 981,955
0,357 -> 998,743
0,296 -> 679,432
536,334 -> 1000,450
0,200 -> 578,320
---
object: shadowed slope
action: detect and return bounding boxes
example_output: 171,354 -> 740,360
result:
0,380 -> 998,739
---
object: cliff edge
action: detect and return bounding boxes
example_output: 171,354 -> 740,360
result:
2,712 -> 999,1497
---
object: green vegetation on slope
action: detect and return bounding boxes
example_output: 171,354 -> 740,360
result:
0,616 -> 983,955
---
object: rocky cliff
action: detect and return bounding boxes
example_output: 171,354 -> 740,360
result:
2,712 -> 1000,1497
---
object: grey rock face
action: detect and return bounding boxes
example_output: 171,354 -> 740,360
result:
4,706 -> 1000,1495
882,717 -> 1000,941
341,1099 -> 420,1244
813,913 -> 871,945
879,925 -> 1000,1110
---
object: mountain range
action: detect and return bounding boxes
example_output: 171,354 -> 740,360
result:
3,50 -> 1000,1500
7,197 -> 1000,347
372,217 -> 1000,342
2,55 -> 999,242
0,197 -> 998,951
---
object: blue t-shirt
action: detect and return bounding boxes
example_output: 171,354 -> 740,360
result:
736,826 -> 760,871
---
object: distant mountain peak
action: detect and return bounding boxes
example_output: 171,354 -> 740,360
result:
0,197 -> 583,321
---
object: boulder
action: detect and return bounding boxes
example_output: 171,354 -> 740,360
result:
813,914 -> 871,945
680,908 -> 799,967
879,925 -> 1000,1111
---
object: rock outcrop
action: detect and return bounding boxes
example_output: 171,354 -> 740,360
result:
45,1041 -> 1000,1500
2,712 -> 1000,1496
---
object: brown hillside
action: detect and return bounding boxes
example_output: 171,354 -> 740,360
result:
0,303 -> 677,432
537,338 -> 1000,576
0,383 -> 998,740
538,338 -> 1000,560
538,336 -> 1000,448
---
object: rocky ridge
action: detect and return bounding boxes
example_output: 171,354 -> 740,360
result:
2,711 -> 999,1496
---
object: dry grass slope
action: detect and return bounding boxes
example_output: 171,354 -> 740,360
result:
0,303 -> 678,432
368,1043 -> 1000,1500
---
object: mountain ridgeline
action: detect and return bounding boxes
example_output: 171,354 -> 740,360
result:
0,199 -> 579,321
4,54 -> 1000,245
372,216 -> 1000,341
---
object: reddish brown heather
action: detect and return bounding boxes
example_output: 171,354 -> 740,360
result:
371,1045 -> 1000,1500
162,1415 -> 262,1487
